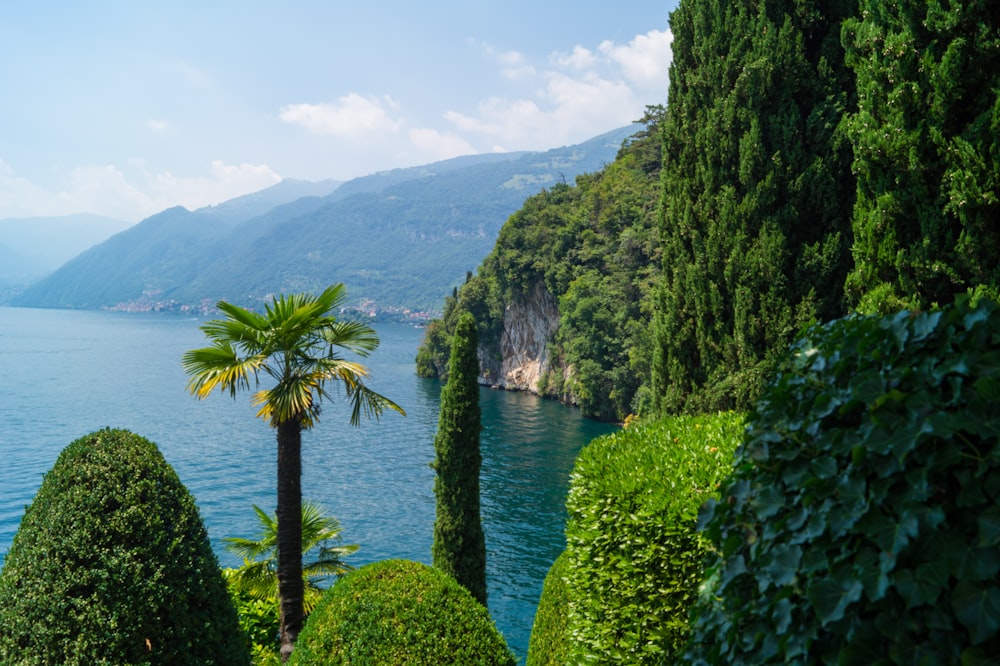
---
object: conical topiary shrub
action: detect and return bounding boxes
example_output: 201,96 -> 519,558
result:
0,428 -> 250,665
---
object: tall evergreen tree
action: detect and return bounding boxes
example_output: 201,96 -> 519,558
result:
843,0 -> 1000,313
652,0 -> 857,414
432,311 -> 487,605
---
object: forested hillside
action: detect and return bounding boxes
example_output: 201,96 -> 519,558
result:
14,128 -> 631,313
418,0 -> 1000,422
417,108 -> 664,421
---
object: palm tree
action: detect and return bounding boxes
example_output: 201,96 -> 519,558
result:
182,284 -> 404,661
225,501 -> 358,614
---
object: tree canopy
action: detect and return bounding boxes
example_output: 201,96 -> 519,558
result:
651,0 -> 857,415
843,0 -> 1000,313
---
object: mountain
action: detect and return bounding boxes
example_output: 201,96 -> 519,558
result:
15,125 -> 636,313
0,213 -> 131,285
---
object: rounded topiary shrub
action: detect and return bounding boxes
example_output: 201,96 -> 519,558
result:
563,412 -> 744,663
686,298 -> 1000,664
290,559 -> 515,665
0,429 -> 249,666
526,551 -> 571,666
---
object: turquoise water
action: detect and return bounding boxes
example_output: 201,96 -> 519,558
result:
0,306 -> 616,661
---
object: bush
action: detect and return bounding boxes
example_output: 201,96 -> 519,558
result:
686,298 -> 1000,664
526,551 -> 571,666
224,569 -> 280,665
0,429 -> 249,666
290,559 -> 515,665
564,413 -> 744,662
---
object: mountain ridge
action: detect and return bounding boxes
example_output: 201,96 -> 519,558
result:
14,125 -> 636,314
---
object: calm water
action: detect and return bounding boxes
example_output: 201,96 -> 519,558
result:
0,306 -> 616,661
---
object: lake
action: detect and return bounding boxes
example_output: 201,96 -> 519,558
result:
0,306 -> 617,661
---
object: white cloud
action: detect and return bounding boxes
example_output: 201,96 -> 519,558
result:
598,28 -> 673,92
0,159 -> 281,223
496,49 -> 536,80
148,119 -> 169,132
0,159 -> 52,218
143,161 -> 283,215
280,94 -> 403,137
408,128 -> 477,162
444,28 -> 672,153
552,45 -> 597,70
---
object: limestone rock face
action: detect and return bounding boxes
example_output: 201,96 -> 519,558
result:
493,282 -> 559,392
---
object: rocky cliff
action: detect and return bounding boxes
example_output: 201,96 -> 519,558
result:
479,282 -> 562,395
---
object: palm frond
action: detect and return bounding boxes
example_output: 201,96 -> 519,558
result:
224,501 -> 358,603
182,342 -> 265,399
344,379 -> 407,426
322,320 -> 381,357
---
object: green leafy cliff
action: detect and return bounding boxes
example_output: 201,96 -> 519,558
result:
417,109 -> 663,421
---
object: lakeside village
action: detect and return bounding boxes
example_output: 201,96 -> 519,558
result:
103,289 -> 437,324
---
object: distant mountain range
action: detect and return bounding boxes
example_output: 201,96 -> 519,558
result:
12,125 -> 636,315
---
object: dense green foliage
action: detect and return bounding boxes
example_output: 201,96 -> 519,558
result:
289,559 -> 516,665
225,502 -> 358,615
432,312 -> 488,605
564,413 -> 744,662
687,297 -> 1000,664
0,429 -> 249,666
417,110 -> 663,421
224,570 -> 281,666
526,551 -> 572,666
844,1 -> 1000,314
652,0 -> 857,415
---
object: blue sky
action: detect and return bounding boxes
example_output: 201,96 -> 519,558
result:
0,1 -> 677,223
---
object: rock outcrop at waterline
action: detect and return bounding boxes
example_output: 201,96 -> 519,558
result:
478,282 -> 573,403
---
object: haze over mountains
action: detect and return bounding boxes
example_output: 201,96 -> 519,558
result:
10,125 -> 635,315
0,214 -> 131,285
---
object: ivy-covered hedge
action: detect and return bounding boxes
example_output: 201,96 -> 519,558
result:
686,298 -> 1000,664
564,413 -> 744,662
526,551 -> 571,666
290,559 -> 515,665
0,429 -> 249,665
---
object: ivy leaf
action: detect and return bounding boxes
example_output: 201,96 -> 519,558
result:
951,581 -> 1000,645
808,576 -> 863,624
760,543 -> 802,589
977,505 -> 1000,547
855,508 -> 918,555
752,485 -> 784,520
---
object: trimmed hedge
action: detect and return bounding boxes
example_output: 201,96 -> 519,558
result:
290,559 -> 515,665
686,298 -> 1000,664
526,551 -> 571,666
0,428 -> 249,665
564,413 -> 744,662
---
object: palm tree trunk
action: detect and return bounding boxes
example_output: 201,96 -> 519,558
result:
276,418 -> 304,662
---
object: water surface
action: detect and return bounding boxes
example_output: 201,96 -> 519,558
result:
0,306 -> 617,660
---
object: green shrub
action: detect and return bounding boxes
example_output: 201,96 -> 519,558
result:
564,413 -> 744,662
526,551 -> 571,666
290,559 -> 515,665
0,428 -> 249,666
686,298 -> 1000,664
224,569 -> 281,665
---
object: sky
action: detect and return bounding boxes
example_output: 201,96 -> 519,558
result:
0,1 -> 677,224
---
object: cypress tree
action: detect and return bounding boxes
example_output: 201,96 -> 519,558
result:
652,0 -> 857,414
843,0 -> 1000,313
431,311 -> 487,605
